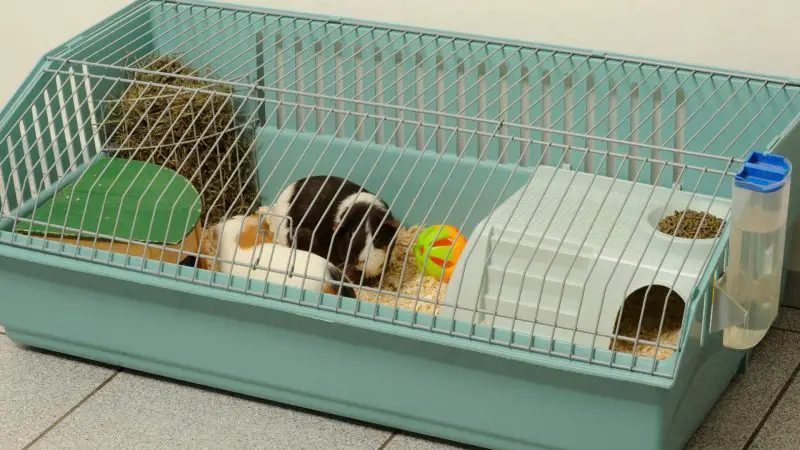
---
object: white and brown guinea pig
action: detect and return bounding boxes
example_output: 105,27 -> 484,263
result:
266,175 -> 400,284
211,213 -> 355,298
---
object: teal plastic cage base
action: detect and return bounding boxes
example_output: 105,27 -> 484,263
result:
2,0 -> 799,448
0,242 -> 744,450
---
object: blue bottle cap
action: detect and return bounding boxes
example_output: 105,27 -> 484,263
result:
734,151 -> 792,193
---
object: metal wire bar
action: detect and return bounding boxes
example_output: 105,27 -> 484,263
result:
717,87 -> 798,157
72,83 -> 189,261
368,126 -> 460,320
144,87 -> 263,281
272,28 -> 400,95
13,70 -> 117,245
583,162 -> 674,356
420,47 -> 540,113
535,151 -> 612,351
108,5 -> 217,67
202,102 -> 328,290
24,77 -> 180,262
121,5 -> 257,69
121,88 -> 221,266
0,60 -> 89,167
32,65 -> 757,183
537,151 -> 634,352
76,4 -> 170,63
457,140 -> 557,332
509,147 -> 589,347
45,58 -> 750,168
392,127 -> 517,321
469,53 -> 628,142
221,19 -> 368,90
37,67 -> 752,183
576,66 -> 668,147
178,14 -> 305,81
585,164 -> 686,361
391,127 -> 485,321
373,39 -> 486,113
696,83 -> 786,158
683,81 -> 770,152
14,77 -> 141,254
182,101 -> 280,284
152,11 -> 259,73
609,170 -> 707,364
161,0 -> 800,88
301,114 -> 411,310
518,63 -> 667,171
740,89 -> 800,154
263,112 -> 370,298
644,170 -> 733,376
4,68 -> 103,219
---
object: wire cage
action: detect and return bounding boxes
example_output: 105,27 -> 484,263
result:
1,1 -> 799,449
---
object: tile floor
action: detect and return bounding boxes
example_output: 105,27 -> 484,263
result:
2,308 -> 800,450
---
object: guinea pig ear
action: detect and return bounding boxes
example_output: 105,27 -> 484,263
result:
385,218 -> 401,229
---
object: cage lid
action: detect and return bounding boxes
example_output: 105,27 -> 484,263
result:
734,151 -> 792,193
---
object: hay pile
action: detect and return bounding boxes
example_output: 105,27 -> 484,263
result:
104,54 -> 261,226
612,286 -> 684,360
356,225 -> 447,315
657,209 -> 724,239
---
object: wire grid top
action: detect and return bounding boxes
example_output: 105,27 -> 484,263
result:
56,0 -> 800,87
40,0 -> 800,164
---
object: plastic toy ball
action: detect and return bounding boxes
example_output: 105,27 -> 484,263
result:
414,224 -> 467,283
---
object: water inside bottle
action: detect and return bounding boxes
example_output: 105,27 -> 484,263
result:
723,219 -> 783,349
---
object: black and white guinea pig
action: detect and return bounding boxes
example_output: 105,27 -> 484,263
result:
265,175 -> 400,284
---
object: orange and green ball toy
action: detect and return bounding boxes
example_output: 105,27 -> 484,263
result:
414,224 -> 467,283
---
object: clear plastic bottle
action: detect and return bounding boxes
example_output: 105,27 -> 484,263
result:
720,151 -> 791,349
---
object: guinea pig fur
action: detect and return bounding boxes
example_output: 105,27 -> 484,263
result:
268,175 -> 400,284
211,213 -> 355,298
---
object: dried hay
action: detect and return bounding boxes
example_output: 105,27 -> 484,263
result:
612,285 -> 685,360
195,226 -> 220,272
657,209 -> 724,239
356,225 -> 447,315
104,54 -> 261,226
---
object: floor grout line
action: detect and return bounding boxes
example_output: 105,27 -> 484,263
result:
771,325 -> 800,334
742,361 -> 800,450
22,369 -> 121,449
378,432 -> 398,450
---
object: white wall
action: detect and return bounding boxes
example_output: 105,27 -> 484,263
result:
1,0 -> 799,109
